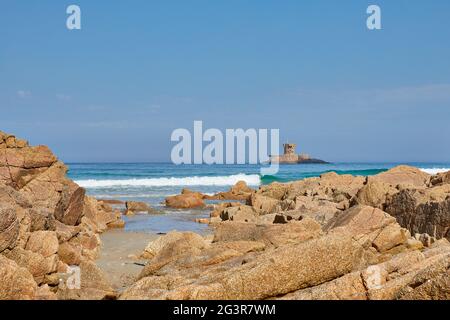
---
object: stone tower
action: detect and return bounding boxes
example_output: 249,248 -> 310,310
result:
283,143 -> 296,155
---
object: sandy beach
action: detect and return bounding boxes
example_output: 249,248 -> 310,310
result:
96,229 -> 158,292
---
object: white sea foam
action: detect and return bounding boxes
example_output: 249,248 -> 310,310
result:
419,168 -> 450,175
76,174 -> 261,188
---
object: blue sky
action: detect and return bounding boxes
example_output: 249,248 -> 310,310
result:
1,0 -> 449,162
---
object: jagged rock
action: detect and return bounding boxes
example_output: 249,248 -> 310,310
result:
19,161 -> 69,213
163,233 -> 364,300
210,202 -> 242,218
430,171 -> 450,186
181,188 -> 205,199
5,145 -> 56,168
220,205 -> 257,222
325,205 -> 413,257
120,275 -> 189,300
0,130 -> 126,300
228,211 -> 257,223
81,197 -> 124,232
29,208 -> 55,232
57,261 -> 116,300
318,172 -> 366,199
351,177 -> 398,209
231,181 -> 253,194
280,271 -> 367,300
126,233 -> 360,300
25,231 -> 59,258
0,183 -> 32,208
121,240 -> 269,300
0,206 -> 19,252
213,218 -> 322,248
325,205 -> 396,237
248,194 -> 281,215
143,239 -> 266,281
278,245 -> 450,300
35,284 -> 57,300
416,233 -> 437,248
273,214 -> 292,224
58,241 -> 82,265
196,240 -> 266,266
0,133 -> 28,149
54,181 -> 85,226
253,213 -> 277,224
279,172 -> 365,204
195,218 -> 210,224
372,224 -> 410,253
165,193 -> 205,209
257,182 -> 290,200
68,231 -> 101,261
141,231 -> 193,259
125,201 -> 152,213
121,201 -> 450,301
372,165 -> 430,188
0,254 -> 37,300
385,185 -> 450,240
290,195 -> 341,225
96,199 -> 124,205
15,207 -> 32,249
405,238 -> 424,251
249,194 -> 281,215
107,219 -> 126,229
368,245 -> 450,300
5,247 -> 58,284
54,220 -> 80,242
139,232 -> 209,278
206,181 -> 254,201
0,145 -> 57,188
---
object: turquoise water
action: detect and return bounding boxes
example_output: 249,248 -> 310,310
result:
67,162 -> 450,234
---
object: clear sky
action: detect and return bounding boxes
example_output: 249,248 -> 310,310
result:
1,0 -> 449,162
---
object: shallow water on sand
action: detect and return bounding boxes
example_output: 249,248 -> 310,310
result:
121,208 -> 213,234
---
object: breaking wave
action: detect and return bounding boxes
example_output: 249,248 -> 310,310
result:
260,168 -> 388,184
419,168 -> 450,175
76,174 -> 261,188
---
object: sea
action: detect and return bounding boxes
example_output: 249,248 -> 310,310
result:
67,162 -> 450,235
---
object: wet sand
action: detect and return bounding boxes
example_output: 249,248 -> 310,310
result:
96,229 -> 158,292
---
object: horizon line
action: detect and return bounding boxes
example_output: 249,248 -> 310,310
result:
63,161 -> 450,165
